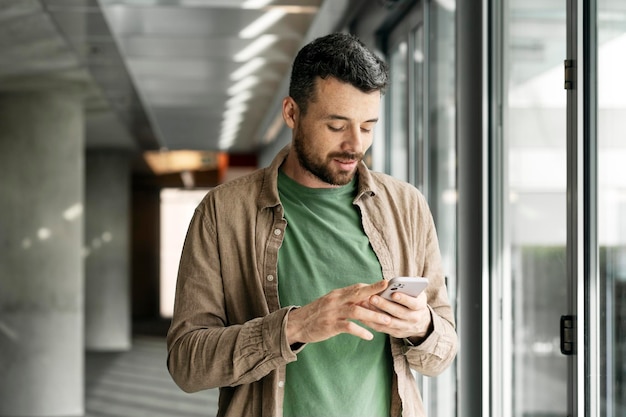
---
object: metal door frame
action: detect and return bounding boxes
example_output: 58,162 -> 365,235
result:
567,0 -> 600,415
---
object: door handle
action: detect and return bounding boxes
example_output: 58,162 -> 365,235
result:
560,315 -> 576,355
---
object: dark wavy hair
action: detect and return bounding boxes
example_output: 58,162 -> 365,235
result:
288,32 -> 389,115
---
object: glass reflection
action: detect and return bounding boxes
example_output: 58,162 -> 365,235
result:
597,1 -> 626,414
389,41 -> 408,181
505,1 -> 568,415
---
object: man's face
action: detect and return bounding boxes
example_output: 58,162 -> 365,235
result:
288,77 -> 381,187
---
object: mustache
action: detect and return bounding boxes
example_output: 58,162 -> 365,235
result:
328,151 -> 363,161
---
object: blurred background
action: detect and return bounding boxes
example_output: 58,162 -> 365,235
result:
1,0 -> 625,416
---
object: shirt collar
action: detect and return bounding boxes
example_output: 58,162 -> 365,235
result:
257,143 -> 378,209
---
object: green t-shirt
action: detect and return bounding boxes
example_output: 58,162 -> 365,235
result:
277,170 -> 392,417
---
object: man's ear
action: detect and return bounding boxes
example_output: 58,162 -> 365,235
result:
282,96 -> 298,129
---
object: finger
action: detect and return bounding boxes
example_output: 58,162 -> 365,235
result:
345,320 -> 375,341
374,289 -> 426,310
390,291 -> 420,308
362,318 -> 398,335
342,280 -> 388,302
369,295 -> 409,319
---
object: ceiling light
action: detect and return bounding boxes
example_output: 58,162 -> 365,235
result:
220,124 -> 241,137
226,91 -> 253,107
221,115 -> 244,134
223,112 -> 245,127
224,103 -> 248,116
239,9 -> 286,38
227,76 -> 259,96
241,0 -> 273,9
230,57 -> 267,81
222,114 -> 244,131
218,130 -> 239,149
234,35 -> 278,62
143,150 -> 222,175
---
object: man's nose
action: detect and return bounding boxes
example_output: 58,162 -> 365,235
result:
342,127 -> 363,153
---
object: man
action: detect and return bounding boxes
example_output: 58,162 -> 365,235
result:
167,32 -> 457,417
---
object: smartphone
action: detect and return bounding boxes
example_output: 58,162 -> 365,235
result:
378,277 -> 429,301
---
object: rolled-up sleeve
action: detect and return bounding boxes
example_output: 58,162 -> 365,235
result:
402,305 -> 458,376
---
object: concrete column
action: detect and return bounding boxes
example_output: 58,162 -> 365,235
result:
85,151 -> 131,351
0,89 -> 85,416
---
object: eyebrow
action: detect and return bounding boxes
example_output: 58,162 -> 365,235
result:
325,114 -> 379,124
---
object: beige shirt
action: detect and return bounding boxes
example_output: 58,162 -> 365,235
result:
166,145 -> 458,417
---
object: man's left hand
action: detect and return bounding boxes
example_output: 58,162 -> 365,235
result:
362,287 -> 433,343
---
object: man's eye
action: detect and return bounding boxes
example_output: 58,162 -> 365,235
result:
328,125 -> 343,132
361,127 -> 372,133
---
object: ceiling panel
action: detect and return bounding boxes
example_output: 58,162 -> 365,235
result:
0,13 -> 80,78
103,7 -> 307,37
98,0 -> 322,152
0,0 -> 351,168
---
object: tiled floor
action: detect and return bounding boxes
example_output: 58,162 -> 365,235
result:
85,336 -> 219,417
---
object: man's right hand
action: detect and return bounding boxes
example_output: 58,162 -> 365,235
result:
285,280 -> 392,345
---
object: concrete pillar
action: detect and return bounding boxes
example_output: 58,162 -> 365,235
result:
0,89 -> 85,416
85,151 -> 131,351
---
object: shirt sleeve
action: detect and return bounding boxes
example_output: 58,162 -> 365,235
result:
401,305 -> 458,376
403,194 -> 458,376
166,207 -> 297,393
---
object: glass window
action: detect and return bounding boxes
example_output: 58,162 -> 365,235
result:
425,3 -> 457,417
502,2 -> 568,416
597,1 -> 626,414
413,24 -> 425,191
383,4 -> 457,416
389,41 -> 409,181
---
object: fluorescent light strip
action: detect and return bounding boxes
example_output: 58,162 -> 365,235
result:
226,91 -> 253,107
220,125 -> 241,137
222,112 -> 244,126
227,76 -> 259,96
218,136 -> 237,150
234,35 -> 277,62
241,0 -> 273,9
230,57 -> 266,81
219,127 -> 239,146
239,9 -> 286,39
223,103 -> 248,116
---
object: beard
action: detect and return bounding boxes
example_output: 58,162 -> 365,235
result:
293,125 -> 363,186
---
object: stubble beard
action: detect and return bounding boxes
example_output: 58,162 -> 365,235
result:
293,127 -> 363,186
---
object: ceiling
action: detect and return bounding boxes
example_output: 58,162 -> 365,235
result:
0,0 -> 354,172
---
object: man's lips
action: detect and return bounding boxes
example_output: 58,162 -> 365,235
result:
333,158 -> 358,170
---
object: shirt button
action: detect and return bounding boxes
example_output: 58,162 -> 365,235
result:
267,275 -> 274,282
278,380 -> 285,388
274,228 -> 282,236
